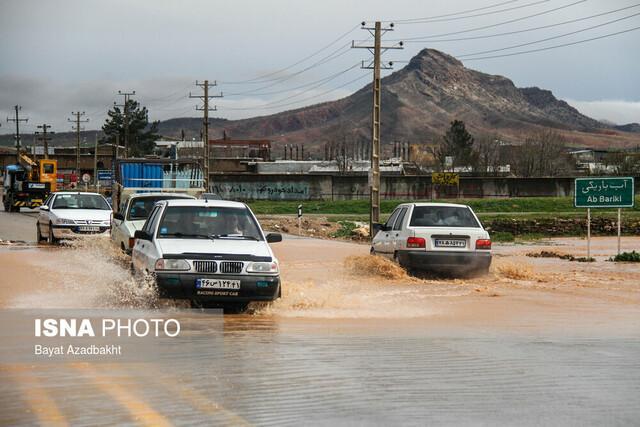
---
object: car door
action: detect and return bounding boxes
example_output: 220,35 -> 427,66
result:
132,205 -> 162,273
376,208 -> 401,257
389,206 -> 409,254
39,194 -> 56,236
112,198 -> 130,246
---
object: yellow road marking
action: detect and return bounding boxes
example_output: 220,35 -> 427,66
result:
4,364 -> 69,427
71,363 -> 173,427
151,373 -> 252,426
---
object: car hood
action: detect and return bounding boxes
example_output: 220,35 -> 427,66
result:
52,209 -> 111,221
157,238 -> 273,259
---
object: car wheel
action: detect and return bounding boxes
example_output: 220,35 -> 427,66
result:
46,222 -> 56,245
370,247 -> 376,255
121,242 -> 126,252
36,224 -> 44,243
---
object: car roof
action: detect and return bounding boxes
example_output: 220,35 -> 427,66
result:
406,202 -> 471,208
125,192 -> 195,200
160,199 -> 247,209
53,191 -> 104,196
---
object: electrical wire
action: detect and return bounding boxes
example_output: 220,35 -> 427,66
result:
219,24 -> 361,85
389,0 -> 587,42
397,0 -> 550,25
463,25 -> 640,60
385,0 -> 521,23
458,11 -> 640,58
225,72 -> 370,111
403,3 -> 640,43
223,42 -> 354,96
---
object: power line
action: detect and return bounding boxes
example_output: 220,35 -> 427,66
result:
463,25 -> 640,60
458,11 -> 640,58
389,0 -> 587,42
396,0 -> 550,25
223,42 -> 354,96
220,24 -> 361,85
224,62 -> 361,98
224,72 -> 370,111
386,0 -> 521,23
402,3 -> 640,43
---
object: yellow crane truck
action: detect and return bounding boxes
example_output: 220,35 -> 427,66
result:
2,154 -> 57,212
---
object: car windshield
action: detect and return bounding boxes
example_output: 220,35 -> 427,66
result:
128,196 -> 189,220
409,206 -> 480,228
52,194 -> 110,210
157,206 -> 262,240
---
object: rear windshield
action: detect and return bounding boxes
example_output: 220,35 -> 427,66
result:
128,196 -> 189,220
53,194 -> 110,210
409,206 -> 480,228
157,206 -> 262,240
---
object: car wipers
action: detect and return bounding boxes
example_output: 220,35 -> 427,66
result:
209,234 -> 260,241
161,232 -> 210,239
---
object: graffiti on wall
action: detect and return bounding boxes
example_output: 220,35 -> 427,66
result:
211,182 -> 310,200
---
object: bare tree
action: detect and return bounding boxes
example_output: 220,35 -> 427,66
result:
473,134 -> 503,176
508,130 -> 572,177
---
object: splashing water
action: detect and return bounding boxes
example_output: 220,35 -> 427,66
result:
10,237 -> 162,309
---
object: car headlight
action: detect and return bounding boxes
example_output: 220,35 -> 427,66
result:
55,218 -> 75,225
246,261 -> 278,274
154,259 -> 190,271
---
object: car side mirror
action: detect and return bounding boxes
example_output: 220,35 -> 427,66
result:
113,212 -> 124,221
39,205 -> 49,211
134,230 -> 151,241
372,223 -> 385,235
265,233 -> 282,243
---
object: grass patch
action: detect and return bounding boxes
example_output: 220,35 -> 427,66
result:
491,231 -> 515,242
609,251 -> 640,262
330,221 -> 358,239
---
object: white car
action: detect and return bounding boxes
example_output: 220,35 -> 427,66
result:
371,203 -> 491,276
111,192 -> 195,253
36,192 -> 112,244
131,199 -> 282,312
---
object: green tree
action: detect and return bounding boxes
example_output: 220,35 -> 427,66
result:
432,120 -> 477,171
101,99 -> 159,157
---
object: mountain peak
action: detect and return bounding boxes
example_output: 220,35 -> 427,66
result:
407,48 -> 463,71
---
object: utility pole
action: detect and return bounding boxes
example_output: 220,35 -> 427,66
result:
352,22 -> 403,238
116,90 -> 135,158
36,124 -> 53,159
7,105 -> 28,163
68,112 -> 89,174
190,80 -> 222,190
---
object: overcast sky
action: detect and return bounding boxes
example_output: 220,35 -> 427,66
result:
1,0 -> 639,135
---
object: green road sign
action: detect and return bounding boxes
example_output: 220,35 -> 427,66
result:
574,177 -> 635,208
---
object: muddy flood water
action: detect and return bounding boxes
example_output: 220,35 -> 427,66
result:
0,235 -> 639,425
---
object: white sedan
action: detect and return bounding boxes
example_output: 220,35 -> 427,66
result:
111,192 -> 195,253
36,192 -> 112,244
371,202 -> 492,276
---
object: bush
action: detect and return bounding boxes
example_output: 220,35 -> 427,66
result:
610,251 -> 640,262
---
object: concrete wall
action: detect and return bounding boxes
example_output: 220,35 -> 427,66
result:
210,174 -> 639,201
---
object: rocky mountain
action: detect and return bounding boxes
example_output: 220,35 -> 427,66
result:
154,48 -> 638,154
4,49 -> 637,153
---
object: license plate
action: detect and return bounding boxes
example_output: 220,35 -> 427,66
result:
434,239 -> 466,248
78,226 -> 100,232
196,278 -> 241,290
